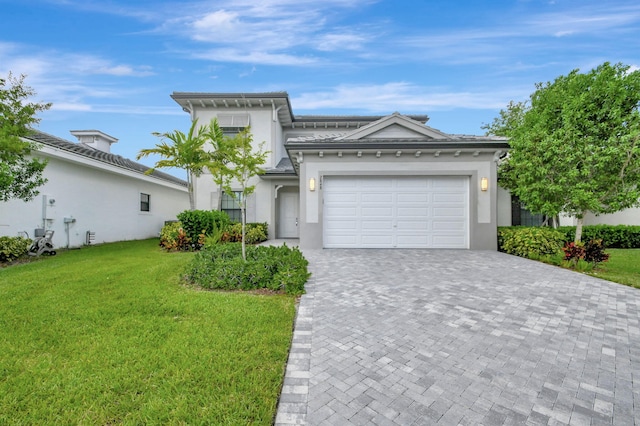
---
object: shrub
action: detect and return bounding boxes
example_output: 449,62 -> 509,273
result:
0,236 -> 33,262
159,222 -> 201,251
556,225 -> 640,248
562,241 -> 586,261
583,239 -> 610,264
498,227 -> 565,258
177,210 -> 231,245
186,243 -> 309,295
221,222 -> 268,244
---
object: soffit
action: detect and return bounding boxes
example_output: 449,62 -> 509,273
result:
171,92 -> 294,125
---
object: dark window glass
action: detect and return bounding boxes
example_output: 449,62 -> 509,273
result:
221,191 -> 242,222
140,193 -> 150,212
511,195 -> 544,226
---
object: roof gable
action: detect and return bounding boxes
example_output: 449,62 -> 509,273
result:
337,112 -> 449,141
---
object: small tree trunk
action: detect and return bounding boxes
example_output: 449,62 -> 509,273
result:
575,215 -> 584,243
217,183 -> 224,211
241,196 -> 246,261
187,169 -> 196,211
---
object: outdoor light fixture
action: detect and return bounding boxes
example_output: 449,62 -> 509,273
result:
481,177 -> 489,192
309,177 -> 316,192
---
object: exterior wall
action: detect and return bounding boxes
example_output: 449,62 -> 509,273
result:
497,187 -> 512,226
297,152 -> 499,250
190,107 -> 278,215
0,154 -> 189,248
583,209 -> 640,226
559,208 -> 640,227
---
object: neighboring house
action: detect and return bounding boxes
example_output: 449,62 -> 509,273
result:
497,187 -> 640,227
0,130 -> 190,248
171,92 -> 509,250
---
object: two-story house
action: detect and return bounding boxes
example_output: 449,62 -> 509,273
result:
171,92 -> 510,250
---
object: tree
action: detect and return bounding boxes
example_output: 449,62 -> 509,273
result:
218,128 -> 269,260
0,72 -> 51,202
202,118 -> 235,211
485,62 -> 640,242
138,119 -> 211,211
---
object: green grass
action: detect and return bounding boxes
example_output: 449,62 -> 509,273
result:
0,239 -> 296,425
589,249 -> 640,289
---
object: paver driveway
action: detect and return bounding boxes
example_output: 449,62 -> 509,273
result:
275,249 -> 640,425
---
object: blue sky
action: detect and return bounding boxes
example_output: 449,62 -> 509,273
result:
2,0 -> 639,178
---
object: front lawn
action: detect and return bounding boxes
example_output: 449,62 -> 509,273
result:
0,239 -> 296,424
589,248 -> 640,289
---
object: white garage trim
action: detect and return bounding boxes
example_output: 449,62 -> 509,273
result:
323,176 -> 469,248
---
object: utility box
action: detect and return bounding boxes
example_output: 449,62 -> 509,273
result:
34,228 -> 45,238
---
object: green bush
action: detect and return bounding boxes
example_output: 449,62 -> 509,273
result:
186,243 -> 309,295
498,227 -> 565,258
222,222 -> 268,244
159,222 -> 195,251
177,210 -> 231,245
556,225 -> 640,248
0,236 -> 33,262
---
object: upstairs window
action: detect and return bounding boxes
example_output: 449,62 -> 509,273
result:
217,113 -> 250,137
140,193 -> 150,212
221,191 -> 242,222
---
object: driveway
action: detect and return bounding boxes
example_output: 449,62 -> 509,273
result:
275,249 -> 640,425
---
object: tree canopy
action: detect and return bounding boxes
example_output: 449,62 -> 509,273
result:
0,73 -> 51,202
138,118 -> 212,211
485,62 -> 640,241
215,128 -> 268,260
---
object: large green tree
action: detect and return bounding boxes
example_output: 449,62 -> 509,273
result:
0,73 -> 51,202
137,119 -> 211,211
485,62 -> 640,242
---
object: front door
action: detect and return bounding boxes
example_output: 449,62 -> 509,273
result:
278,191 -> 299,238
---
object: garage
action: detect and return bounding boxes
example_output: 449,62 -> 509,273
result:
323,176 -> 469,248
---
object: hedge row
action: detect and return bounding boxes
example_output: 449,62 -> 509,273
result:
498,225 -> 640,255
186,243 -> 309,295
555,225 -> 640,248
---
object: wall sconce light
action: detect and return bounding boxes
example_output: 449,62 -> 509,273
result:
309,177 -> 316,192
480,177 -> 489,192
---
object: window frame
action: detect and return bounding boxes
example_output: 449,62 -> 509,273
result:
140,193 -> 150,212
221,191 -> 242,222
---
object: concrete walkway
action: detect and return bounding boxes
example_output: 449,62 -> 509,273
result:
275,249 -> 640,425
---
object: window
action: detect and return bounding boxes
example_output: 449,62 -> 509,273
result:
511,195 -> 545,226
140,193 -> 150,212
221,191 -> 242,222
217,113 -> 250,138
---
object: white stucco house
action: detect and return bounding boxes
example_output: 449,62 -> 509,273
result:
0,130 -> 189,248
171,92 -> 510,250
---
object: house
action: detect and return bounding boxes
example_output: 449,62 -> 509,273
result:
171,92 -> 510,250
0,130 -> 190,248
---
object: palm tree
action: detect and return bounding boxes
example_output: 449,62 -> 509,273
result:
137,119 -> 210,211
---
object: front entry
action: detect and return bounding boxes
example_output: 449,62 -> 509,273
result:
278,191 -> 299,238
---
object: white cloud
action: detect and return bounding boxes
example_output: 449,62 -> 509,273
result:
151,0 -> 380,65
193,49 -> 318,66
292,83 -> 527,113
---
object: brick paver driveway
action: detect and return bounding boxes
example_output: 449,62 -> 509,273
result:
276,249 -> 640,425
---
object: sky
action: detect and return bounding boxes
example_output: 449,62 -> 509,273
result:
2,0 -> 639,179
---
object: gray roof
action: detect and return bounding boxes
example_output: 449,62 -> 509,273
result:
26,130 -> 188,187
285,136 -> 510,151
264,157 -> 295,176
170,92 -> 430,129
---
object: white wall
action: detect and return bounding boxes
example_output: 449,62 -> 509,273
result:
497,187 -> 512,226
0,153 -> 189,248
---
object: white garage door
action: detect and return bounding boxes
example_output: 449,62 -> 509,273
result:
323,176 -> 469,248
